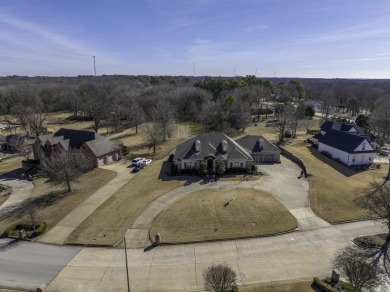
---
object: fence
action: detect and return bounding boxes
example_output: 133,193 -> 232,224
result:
277,145 -> 309,178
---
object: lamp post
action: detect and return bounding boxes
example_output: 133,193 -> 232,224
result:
387,157 -> 390,181
124,229 -> 131,292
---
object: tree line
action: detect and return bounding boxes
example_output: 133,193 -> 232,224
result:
0,75 -> 389,145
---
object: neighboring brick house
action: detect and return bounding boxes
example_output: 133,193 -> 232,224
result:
173,132 -> 280,173
33,128 -> 122,167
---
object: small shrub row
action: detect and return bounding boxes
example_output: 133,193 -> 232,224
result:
180,168 -> 198,175
313,277 -> 337,292
3,222 -> 47,238
307,129 -> 320,135
225,168 -> 247,174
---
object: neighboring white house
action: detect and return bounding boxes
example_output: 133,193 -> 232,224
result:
318,121 -> 378,149
318,129 -> 376,166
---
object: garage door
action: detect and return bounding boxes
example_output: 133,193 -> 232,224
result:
263,154 -> 274,163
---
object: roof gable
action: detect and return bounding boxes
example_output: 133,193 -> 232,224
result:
235,135 -> 280,154
175,132 -> 253,161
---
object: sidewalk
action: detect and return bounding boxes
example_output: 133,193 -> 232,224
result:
47,221 -> 386,291
38,161 -> 134,245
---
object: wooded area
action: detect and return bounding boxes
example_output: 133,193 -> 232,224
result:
0,75 -> 389,144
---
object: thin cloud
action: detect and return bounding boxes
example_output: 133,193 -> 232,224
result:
244,25 -> 269,32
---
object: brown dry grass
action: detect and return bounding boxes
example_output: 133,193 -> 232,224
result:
239,280 -> 314,292
284,140 -> 387,223
0,168 -> 116,234
66,158 -> 186,245
0,156 -> 24,176
150,188 -> 297,244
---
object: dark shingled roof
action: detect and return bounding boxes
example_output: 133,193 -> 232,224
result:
37,128 -> 121,158
53,128 -> 102,149
320,121 -> 366,135
235,135 -> 280,154
174,132 -> 253,161
319,129 -> 375,154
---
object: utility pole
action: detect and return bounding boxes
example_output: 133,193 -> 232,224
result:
234,66 -> 236,77
255,68 -> 257,76
193,62 -> 196,77
93,56 -> 96,76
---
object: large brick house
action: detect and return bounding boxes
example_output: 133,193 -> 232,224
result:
33,128 -> 122,167
173,132 -> 280,172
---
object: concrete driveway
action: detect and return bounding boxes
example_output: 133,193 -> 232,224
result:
47,221 -> 386,291
124,156 -> 329,248
0,177 -> 34,220
38,160 -> 135,245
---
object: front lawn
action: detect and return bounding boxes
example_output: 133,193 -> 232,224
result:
150,188 -> 297,244
66,158 -> 186,245
284,140 -> 387,223
0,168 -> 116,235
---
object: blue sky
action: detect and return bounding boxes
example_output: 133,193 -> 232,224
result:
1,0 -> 389,78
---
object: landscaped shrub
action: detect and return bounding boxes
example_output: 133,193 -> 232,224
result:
198,161 -> 207,175
284,130 -> 293,138
121,145 -> 128,156
3,222 -> 47,238
215,161 -> 226,176
250,163 -> 257,174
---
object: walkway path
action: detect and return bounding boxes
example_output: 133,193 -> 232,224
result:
123,156 -> 330,248
0,177 -> 34,220
38,161 -> 134,245
48,221 -> 386,291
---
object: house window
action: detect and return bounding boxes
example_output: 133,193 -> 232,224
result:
362,143 -> 366,151
184,162 -> 187,169
186,162 -> 194,169
369,158 -> 371,161
352,159 -> 355,162
240,162 -> 243,168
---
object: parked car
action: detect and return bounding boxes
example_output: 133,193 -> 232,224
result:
131,157 -> 144,166
132,164 -> 144,173
143,159 -> 152,165
379,146 -> 390,156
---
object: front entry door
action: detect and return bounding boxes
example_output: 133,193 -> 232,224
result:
207,159 -> 213,169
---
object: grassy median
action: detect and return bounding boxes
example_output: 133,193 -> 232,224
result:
150,188 -> 297,244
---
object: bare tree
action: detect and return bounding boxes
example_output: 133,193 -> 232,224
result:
144,119 -> 161,153
370,96 -> 390,141
274,103 -> 295,144
8,135 -> 32,160
202,264 -> 237,292
39,148 -> 95,192
127,100 -> 145,134
333,246 -> 381,291
24,200 -> 40,231
79,83 -> 112,133
355,180 -> 390,271
26,106 -> 48,136
152,101 -> 175,141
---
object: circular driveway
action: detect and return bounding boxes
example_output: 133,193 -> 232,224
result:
123,156 -> 330,248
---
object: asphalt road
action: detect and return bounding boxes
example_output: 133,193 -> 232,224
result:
0,238 -> 80,291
